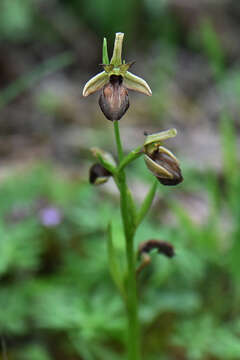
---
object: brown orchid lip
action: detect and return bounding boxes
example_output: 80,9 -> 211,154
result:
98,75 -> 129,121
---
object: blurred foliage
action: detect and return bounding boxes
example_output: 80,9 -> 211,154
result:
1,0 -> 240,359
0,0 -> 34,41
0,115 -> 240,359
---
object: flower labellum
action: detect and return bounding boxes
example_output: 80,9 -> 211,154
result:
99,75 -> 129,121
144,129 -> 183,186
89,163 -> 112,185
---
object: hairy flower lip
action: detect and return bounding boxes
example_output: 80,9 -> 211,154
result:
98,75 -> 129,121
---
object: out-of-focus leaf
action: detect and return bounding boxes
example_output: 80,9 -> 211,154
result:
107,223 -> 125,297
136,180 -> 158,226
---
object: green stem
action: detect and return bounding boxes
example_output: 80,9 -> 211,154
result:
113,121 -> 141,360
118,145 -> 143,172
114,121 -> 124,161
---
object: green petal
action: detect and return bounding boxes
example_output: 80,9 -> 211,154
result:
82,71 -> 108,97
124,71 -> 152,96
102,37 -> 110,65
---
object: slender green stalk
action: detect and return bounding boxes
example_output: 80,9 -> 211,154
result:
114,121 -> 124,161
118,145 -> 143,172
113,121 -> 141,360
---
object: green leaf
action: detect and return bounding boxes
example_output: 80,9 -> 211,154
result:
107,223 -> 125,297
220,113 -> 238,182
199,18 -> 225,80
102,37 -> 110,65
136,180 -> 158,226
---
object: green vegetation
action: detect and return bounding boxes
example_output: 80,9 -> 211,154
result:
0,115 -> 239,359
1,0 -> 240,358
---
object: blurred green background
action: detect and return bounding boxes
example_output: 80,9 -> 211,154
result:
1,0 -> 240,359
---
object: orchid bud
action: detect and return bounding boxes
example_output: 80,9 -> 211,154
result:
90,147 -> 116,175
89,163 -> 112,185
144,129 -> 183,186
91,147 -> 116,167
137,239 -> 175,275
138,239 -> 175,258
98,75 -> 129,121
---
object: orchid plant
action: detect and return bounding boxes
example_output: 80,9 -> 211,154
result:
83,32 -> 183,360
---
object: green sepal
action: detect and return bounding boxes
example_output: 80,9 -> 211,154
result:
136,179 -> 158,226
144,128 -> 177,148
91,147 -> 116,174
144,154 -> 173,179
107,223 -> 125,297
110,32 -> 124,66
124,71 -> 152,96
102,37 -> 110,65
82,71 -> 108,97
